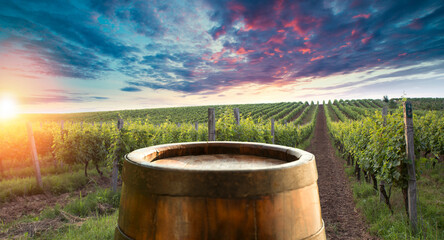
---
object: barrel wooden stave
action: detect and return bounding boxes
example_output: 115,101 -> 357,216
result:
115,142 -> 326,240
117,184 -> 322,239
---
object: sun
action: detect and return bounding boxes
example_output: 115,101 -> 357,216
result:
0,95 -> 18,120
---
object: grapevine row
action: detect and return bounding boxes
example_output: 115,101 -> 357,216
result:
326,103 -> 444,212
0,105 -> 319,180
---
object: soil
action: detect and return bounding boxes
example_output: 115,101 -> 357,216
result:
306,106 -> 377,240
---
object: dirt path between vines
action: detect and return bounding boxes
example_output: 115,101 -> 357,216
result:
306,106 -> 377,240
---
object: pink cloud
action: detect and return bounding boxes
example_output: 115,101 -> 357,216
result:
266,34 -> 286,44
398,53 -> 407,56
338,42 -> 351,49
202,49 -> 227,63
244,17 -> 276,31
303,41 -> 320,49
228,2 -> 246,12
361,36 -> 372,44
283,19 -> 305,36
353,14 -> 371,19
310,55 -> 324,61
297,47 -> 312,54
283,15 -> 319,37
214,26 -> 226,39
273,0 -> 285,13
236,47 -> 254,55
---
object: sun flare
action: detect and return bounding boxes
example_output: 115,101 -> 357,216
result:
0,95 -> 18,120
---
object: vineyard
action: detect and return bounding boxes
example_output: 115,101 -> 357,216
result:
0,98 -> 443,239
22,102 -> 307,124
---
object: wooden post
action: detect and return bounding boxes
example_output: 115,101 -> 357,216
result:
380,106 -> 388,203
403,101 -> 418,233
0,155 -> 3,178
27,122 -> 43,189
271,118 -> 275,144
382,106 -> 388,125
208,108 -> 216,141
234,108 -> 240,125
60,121 -> 65,168
112,119 -> 124,192
117,119 -> 124,130
195,121 -> 199,141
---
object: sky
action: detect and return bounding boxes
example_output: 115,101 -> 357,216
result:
0,0 -> 443,113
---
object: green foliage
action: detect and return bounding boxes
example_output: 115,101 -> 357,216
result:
0,168 -> 97,202
0,177 -> 43,201
291,103 -> 311,125
52,122 -> 112,176
38,212 -> 118,240
389,99 -> 398,109
0,121 -> 32,169
414,110 -> 444,162
327,100 -> 444,217
330,102 -> 347,122
23,102 -> 299,124
64,188 -> 120,217
107,120 -> 208,172
347,163 -> 443,240
335,101 -> 362,120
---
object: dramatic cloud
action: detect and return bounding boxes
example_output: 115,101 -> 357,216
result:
121,86 -> 142,92
18,89 -> 109,104
1,0 -> 443,105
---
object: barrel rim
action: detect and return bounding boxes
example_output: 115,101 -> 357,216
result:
125,141 -> 314,172
121,141 -> 318,197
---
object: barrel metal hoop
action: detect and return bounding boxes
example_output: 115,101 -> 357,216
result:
301,220 -> 326,240
115,225 -> 132,240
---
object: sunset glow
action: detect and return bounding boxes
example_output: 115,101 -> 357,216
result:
0,94 -> 18,120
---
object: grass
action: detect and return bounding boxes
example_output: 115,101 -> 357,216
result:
1,163 -> 83,181
345,162 -> 443,240
1,187 -> 120,239
63,188 -> 120,217
38,212 -> 118,240
0,165 -> 106,202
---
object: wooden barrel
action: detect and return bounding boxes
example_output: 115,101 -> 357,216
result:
115,142 -> 325,240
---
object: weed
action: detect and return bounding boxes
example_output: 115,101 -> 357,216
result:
64,188 -> 120,217
345,162 -> 443,240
